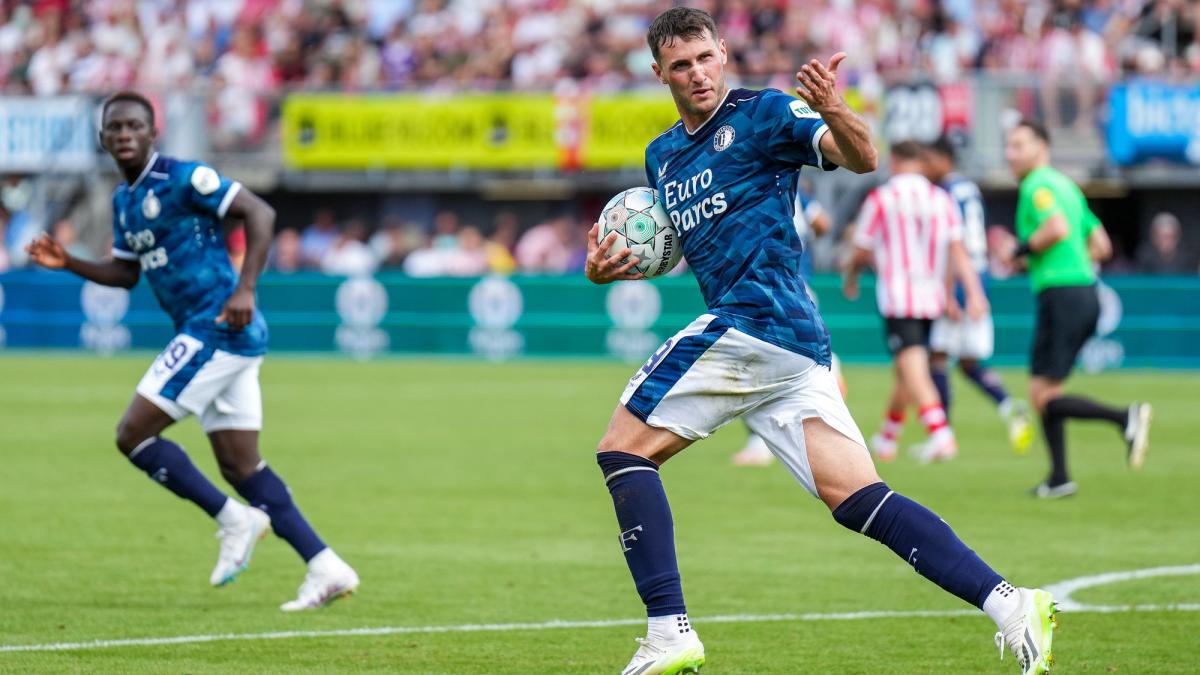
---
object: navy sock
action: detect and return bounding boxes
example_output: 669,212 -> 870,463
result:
1045,395 -> 1128,429
1041,408 -> 1070,485
833,482 -> 1003,609
960,363 -> 1009,406
236,465 -> 326,562
930,364 -> 951,419
597,451 -> 686,617
128,437 -> 228,518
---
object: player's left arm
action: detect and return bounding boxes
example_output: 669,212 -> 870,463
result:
796,53 -> 878,174
218,189 -> 276,329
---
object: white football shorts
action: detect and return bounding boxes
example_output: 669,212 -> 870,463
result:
929,314 -> 995,360
136,334 -> 264,432
620,314 -> 866,498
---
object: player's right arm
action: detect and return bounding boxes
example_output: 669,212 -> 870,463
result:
25,235 -> 140,288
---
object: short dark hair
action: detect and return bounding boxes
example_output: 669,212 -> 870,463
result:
646,7 -> 719,63
926,135 -> 956,161
891,140 -> 924,160
1014,118 -> 1049,144
102,91 -> 155,127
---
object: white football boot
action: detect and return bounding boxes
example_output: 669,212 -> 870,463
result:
210,503 -> 271,586
280,548 -> 360,611
620,628 -> 705,675
995,588 -> 1058,674
1124,402 -> 1153,469
913,427 -> 958,464
870,433 -> 898,462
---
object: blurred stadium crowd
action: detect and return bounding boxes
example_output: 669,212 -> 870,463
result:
4,0 -> 1197,96
0,0 -> 1197,276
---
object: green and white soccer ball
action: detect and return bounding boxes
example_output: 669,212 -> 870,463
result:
598,187 -> 682,279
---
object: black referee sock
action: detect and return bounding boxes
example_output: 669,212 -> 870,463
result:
1041,409 -> 1070,485
1045,395 -> 1129,430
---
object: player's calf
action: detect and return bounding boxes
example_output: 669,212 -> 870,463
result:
831,482 -> 1023,627
126,436 -> 232,519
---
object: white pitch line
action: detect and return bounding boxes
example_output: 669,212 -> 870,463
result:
3,565 -> 1198,654
1044,563 -> 1200,611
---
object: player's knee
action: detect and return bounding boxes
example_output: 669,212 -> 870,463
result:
114,420 -> 149,456
830,481 -> 892,533
596,449 -> 658,480
217,461 -> 256,486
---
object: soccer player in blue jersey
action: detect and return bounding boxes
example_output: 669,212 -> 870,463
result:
25,91 -> 358,611
923,137 -> 1034,454
585,9 -> 1055,674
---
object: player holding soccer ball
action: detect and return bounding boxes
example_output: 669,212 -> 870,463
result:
25,92 -> 358,610
585,9 -> 1055,674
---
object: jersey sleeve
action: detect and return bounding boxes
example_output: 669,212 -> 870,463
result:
181,162 -> 242,219
1082,204 -> 1101,235
110,194 -> 137,261
753,90 -> 837,170
1020,184 -> 1064,242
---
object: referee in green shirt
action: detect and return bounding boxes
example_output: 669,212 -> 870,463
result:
1003,119 -> 1152,498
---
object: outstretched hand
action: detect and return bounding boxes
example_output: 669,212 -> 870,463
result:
25,234 -> 68,269
585,223 -> 643,284
795,52 -> 847,114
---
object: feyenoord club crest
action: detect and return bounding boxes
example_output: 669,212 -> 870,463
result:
142,190 -> 161,219
713,124 -> 735,151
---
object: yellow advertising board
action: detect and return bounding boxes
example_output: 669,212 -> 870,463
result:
282,94 -> 558,169
282,88 -> 869,171
580,94 -> 681,170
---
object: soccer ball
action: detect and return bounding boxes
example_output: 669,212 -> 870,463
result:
597,187 -> 682,279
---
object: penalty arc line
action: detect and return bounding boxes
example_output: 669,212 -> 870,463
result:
2,564 -> 1198,654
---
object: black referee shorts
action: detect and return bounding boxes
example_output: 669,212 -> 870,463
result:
1031,284 -> 1100,380
883,317 -> 933,354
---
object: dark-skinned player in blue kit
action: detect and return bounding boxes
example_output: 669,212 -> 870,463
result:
26,91 -> 358,611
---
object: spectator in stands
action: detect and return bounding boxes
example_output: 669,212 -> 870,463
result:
300,208 -> 339,267
0,207 -> 9,273
486,211 -> 519,275
444,225 -> 490,277
1135,212 -> 1196,274
269,228 -> 302,273
321,219 -> 379,277
431,210 -> 461,250
515,214 -> 581,274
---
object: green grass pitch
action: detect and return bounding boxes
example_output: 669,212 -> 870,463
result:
0,354 -> 1197,673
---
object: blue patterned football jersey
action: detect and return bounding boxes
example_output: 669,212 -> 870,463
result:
644,88 -> 836,365
111,153 -> 267,355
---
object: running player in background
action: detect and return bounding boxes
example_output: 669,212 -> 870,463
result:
844,140 -> 988,464
923,137 -> 1033,454
586,9 -> 1055,674
732,177 -> 846,468
25,91 -> 359,610
1002,119 -> 1152,499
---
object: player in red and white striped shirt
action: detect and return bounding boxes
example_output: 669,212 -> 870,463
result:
843,141 -> 987,463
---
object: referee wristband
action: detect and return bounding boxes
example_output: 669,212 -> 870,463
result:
1014,242 -> 1033,257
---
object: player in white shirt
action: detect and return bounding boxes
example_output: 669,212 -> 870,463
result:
844,141 -> 987,463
